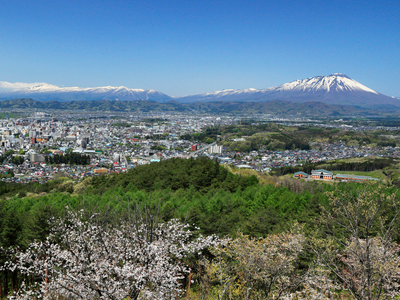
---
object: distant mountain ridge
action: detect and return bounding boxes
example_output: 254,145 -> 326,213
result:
0,98 -> 186,113
0,74 -> 399,106
2,98 -> 397,117
0,82 -> 172,102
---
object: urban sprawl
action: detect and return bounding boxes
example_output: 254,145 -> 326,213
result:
1,111 -> 400,183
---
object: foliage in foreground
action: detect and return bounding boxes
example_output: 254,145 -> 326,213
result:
311,184 -> 400,300
197,227 -> 336,300
1,208 -> 219,300
3,183 -> 400,299
1,156 -> 400,299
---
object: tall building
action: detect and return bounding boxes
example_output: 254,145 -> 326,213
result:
30,153 -> 45,163
29,130 -> 37,138
209,145 -> 223,154
113,153 -> 120,163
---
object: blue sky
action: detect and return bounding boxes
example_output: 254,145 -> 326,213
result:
1,0 -> 399,97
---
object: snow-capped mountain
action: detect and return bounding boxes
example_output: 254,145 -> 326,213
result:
175,74 -> 400,106
1,74 -> 398,107
0,82 -> 172,102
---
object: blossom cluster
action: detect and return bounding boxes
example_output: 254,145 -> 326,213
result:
2,209 -> 219,300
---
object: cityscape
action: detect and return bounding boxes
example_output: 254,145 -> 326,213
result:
1,110 -> 400,184
2,0 -> 400,299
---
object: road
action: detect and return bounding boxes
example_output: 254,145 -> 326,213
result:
191,142 -> 216,156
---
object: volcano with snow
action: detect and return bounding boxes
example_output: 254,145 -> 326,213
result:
175,73 -> 400,107
0,82 -> 172,102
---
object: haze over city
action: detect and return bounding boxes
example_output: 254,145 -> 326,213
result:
1,0 -> 400,97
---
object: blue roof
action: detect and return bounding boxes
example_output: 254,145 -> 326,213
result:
336,174 -> 379,181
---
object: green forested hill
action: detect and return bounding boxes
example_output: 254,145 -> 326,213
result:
0,98 -> 188,112
0,157 -> 326,241
88,157 -> 258,194
1,157 -> 398,239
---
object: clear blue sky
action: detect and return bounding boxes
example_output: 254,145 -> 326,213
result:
1,0 -> 399,97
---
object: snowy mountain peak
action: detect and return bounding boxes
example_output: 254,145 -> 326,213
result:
274,73 -> 378,95
176,73 -> 397,106
329,73 -> 349,77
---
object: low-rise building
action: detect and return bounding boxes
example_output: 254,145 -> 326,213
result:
311,169 -> 333,180
336,174 -> 379,182
94,168 -> 108,174
293,171 -> 308,179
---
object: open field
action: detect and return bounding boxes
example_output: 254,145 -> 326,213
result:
0,112 -> 22,119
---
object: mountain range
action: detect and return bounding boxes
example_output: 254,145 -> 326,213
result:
1,74 -> 399,107
0,82 -> 172,102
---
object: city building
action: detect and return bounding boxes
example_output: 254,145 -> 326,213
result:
209,145 -> 223,154
293,171 -> 308,179
311,169 -> 333,180
30,153 -> 45,163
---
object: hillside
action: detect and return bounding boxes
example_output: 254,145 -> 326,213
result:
1,156 -> 400,299
2,98 -> 395,117
0,98 -> 188,112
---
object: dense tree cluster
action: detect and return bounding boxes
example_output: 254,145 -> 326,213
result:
150,145 -> 166,151
44,153 -> 90,165
0,151 -> 16,165
89,157 -> 259,193
10,156 -> 24,165
271,158 -> 395,176
0,179 -> 72,199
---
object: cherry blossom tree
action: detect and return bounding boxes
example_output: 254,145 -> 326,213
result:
338,237 -> 400,299
311,183 -> 400,300
198,225 -> 312,300
2,208 -> 218,300
289,263 -> 339,300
